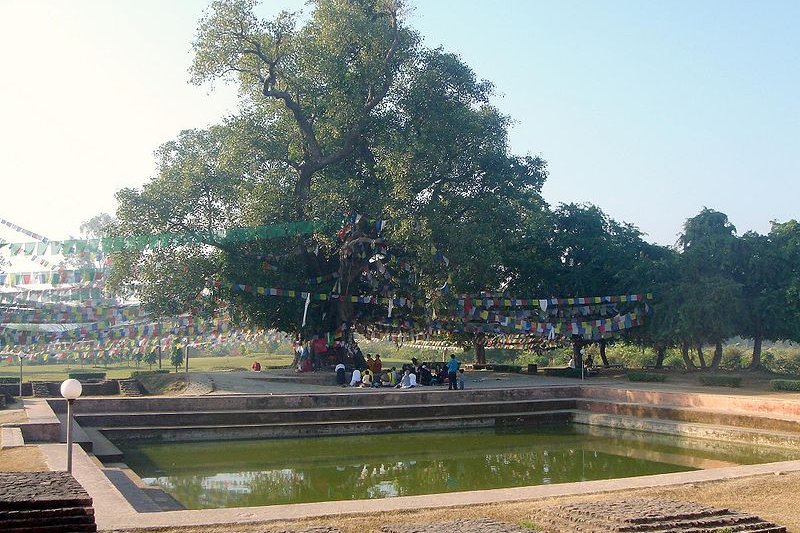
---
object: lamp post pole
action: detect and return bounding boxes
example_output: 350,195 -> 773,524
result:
60,379 -> 83,475
66,398 -> 74,473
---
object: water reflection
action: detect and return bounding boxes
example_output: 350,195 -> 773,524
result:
118,425 -> 800,509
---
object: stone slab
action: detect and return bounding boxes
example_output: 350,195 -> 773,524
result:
1,427 -> 24,449
382,518 -> 530,533
533,499 -> 787,532
0,472 -> 92,511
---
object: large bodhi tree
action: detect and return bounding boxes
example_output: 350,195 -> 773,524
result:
109,0 -> 549,344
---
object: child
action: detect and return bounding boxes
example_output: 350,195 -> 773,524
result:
456,368 -> 465,390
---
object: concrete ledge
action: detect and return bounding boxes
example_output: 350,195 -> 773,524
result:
13,399 -> 61,443
572,411 -> 800,449
0,427 -> 24,449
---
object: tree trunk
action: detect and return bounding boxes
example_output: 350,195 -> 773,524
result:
572,336 -> 583,373
749,333 -> 763,370
711,340 -> 723,369
680,342 -> 696,370
655,345 -> 667,369
473,332 -> 486,365
599,339 -> 609,367
695,344 -> 706,369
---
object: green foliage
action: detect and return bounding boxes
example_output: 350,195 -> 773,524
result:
143,350 -> 158,370
542,367 -> 582,378
771,379 -> 800,391
67,372 -> 106,381
720,345 -> 748,370
130,370 -> 170,378
170,349 -> 184,372
626,371 -> 667,382
491,364 -> 522,373
698,374 -> 742,388
0,377 -> 20,384
761,346 -> 800,376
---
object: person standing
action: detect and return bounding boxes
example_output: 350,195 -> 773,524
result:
447,354 -> 460,391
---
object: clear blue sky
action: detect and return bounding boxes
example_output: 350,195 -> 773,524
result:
0,0 -> 797,246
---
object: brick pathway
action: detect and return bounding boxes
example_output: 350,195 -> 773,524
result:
533,499 -> 787,532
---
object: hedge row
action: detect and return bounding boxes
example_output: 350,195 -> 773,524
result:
626,371 -> 667,382
67,372 -> 106,381
130,369 -> 171,378
771,379 -> 800,391
492,364 -> 522,373
0,377 -> 21,384
699,374 -> 742,388
542,367 -> 582,378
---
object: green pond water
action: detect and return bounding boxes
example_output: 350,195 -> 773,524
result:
116,424 -> 800,509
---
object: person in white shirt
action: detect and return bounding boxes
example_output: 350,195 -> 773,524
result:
349,368 -> 362,387
398,369 -> 417,389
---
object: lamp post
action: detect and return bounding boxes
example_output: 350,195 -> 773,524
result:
60,379 -> 82,474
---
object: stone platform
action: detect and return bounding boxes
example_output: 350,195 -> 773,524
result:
534,499 -> 786,532
0,471 -> 97,532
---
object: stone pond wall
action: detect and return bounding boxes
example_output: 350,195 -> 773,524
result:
0,471 -> 97,532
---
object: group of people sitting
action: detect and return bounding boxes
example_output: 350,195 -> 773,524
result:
335,354 -> 465,390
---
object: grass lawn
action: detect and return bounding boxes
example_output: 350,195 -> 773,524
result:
0,347 -> 442,383
0,353 -> 295,382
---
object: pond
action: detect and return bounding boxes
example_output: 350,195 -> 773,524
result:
116,424 -> 800,509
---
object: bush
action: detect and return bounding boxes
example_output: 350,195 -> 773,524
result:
721,345 -> 748,370
770,379 -> 800,391
542,367 -> 582,378
0,377 -> 21,384
130,370 -> 170,378
761,346 -> 800,376
626,371 -> 667,382
491,364 -> 522,373
67,372 -> 106,381
699,374 -> 742,388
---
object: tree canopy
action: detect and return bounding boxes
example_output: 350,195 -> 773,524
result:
100,0 -> 800,369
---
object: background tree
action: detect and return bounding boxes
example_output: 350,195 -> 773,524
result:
109,0 -> 550,354
170,347 -> 184,373
676,208 -> 743,369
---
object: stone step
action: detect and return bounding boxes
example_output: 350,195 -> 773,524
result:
580,386 -> 800,419
2,524 -> 97,533
0,427 -> 24,449
0,512 -> 97,530
30,382 -> 58,398
0,506 -> 95,521
572,411 -> 800,450
74,398 -> 576,428
533,500 -> 787,533
82,428 -> 122,463
576,399 -> 800,434
545,510 -> 772,531
98,408 -> 573,441
62,386 -> 583,414
117,380 -> 144,397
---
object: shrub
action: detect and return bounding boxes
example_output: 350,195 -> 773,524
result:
762,346 -> 800,376
130,370 -> 170,378
721,345 -> 748,370
626,371 -> 667,382
699,374 -> 742,388
67,371 -> 106,381
0,377 -> 21,384
492,364 -> 522,373
542,367 -> 582,378
770,379 -> 800,391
